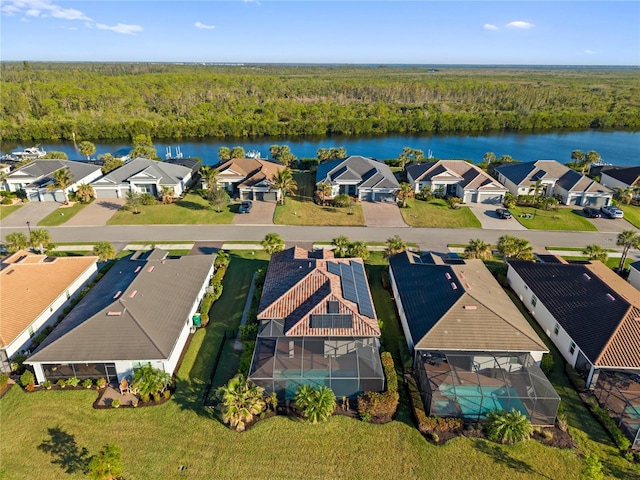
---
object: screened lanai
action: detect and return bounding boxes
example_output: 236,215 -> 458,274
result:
593,371 -> 640,449
417,351 -> 560,425
249,336 -> 385,400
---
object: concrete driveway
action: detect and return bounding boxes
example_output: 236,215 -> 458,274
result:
577,208 -> 639,233
467,204 -> 527,230
1,201 -> 60,228
65,199 -> 126,226
361,201 -> 407,227
232,200 -> 275,225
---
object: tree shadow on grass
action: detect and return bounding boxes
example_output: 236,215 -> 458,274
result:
473,439 -> 553,479
38,426 -> 91,475
175,200 -> 208,211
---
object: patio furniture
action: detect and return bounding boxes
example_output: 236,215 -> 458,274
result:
119,378 -> 130,395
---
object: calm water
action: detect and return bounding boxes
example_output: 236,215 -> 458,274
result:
4,130 -> 639,167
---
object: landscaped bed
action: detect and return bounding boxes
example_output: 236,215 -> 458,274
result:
509,206 -> 597,231
399,199 -> 481,228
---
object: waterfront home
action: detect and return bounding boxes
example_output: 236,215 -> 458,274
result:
212,157 -> 286,202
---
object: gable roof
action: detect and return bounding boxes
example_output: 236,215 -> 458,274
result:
0,251 -> 98,349
508,260 -> 640,367
407,160 -> 507,191
316,156 -> 399,189
27,250 -> 214,363
6,160 -> 101,188
93,158 -> 191,186
601,166 -> 640,187
215,158 -> 285,187
389,251 -> 547,352
258,247 -> 380,337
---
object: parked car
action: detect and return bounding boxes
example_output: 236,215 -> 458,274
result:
600,205 -> 624,219
495,208 -> 512,219
582,207 -> 601,218
238,200 -> 253,214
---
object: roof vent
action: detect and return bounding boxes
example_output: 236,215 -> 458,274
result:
464,305 -> 477,310
466,283 -> 472,289
129,290 -> 138,298
606,293 -> 615,301
451,282 -> 458,290
134,266 -> 142,273
445,273 -> 452,280
459,272 -> 466,279
583,273 -> 591,280
6,269 -> 15,275
113,291 -> 122,299
147,266 -> 154,272
107,311 -> 122,316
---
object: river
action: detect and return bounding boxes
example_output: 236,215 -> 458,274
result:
4,130 -> 639,166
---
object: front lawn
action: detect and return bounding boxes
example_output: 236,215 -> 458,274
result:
0,203 -> 22,220
399,198 -> 481,228
620,204 -> 640,229
37,202 -> 89,226
510,206 -> 597,231
273,172 -> 364,226
107,193 -> 235,225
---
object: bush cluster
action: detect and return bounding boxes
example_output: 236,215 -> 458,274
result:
540,353 -> 555,375
584,396 -> 632,451
357,391 -> 399,423
565,364 -> 586,391
406,376 -> 430,433
19,370 -> 35,388
419,416 -> 464,433
332,194 -> 352,208
200,263 -> 228,325
381,352 -> 398,392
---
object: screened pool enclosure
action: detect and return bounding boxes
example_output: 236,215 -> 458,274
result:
249,337 -> 384,400
417,352 -> 560,425
593,371 -> 640,449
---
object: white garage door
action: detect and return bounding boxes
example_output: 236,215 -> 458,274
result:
478,193 -> 503,204
95,188 -> 120,199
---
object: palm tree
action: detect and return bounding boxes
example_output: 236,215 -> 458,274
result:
270,168 -> 297,205
30,229 -> 52,254
4,232 -> 28,253
262,233 -> 284,255
483,152 -> 497,164
78,141 -> 96,161
529,179 -> 544,205
585,150 -> 601,165
217,374 -> 266,432
384,235 -> 407,258
93,241 -> 117,262
396,182 -> 414,208
131,364 -> 171,399
331,235 -> 350,257
485,408 -> 533,445
295,385 -> 336,424
75,183 -> 95,203
613,187 -> 633,206
316,182 -> 332,205
200,166 -> 220,190
346,240 -> 369,260
616,230 -> 640,272
160,185 -> 175,204
497,235 -> 534,261
582,244 -> 608,263
464,239 -> 492,260
47,168 -> 74,204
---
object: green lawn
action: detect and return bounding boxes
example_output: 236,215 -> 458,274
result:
107,193 -> 235,225
510,206 -> 597,231
0,203 -> 22,220
400,199 -> 481,228
274,172 -> 364,226
620,204 -> 640,229
37,202 -> 90,226
562,256 -> 635,271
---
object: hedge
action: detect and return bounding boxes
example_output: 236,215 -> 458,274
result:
540,353 -> 554,376
585,396 -> 632,451
381,351 -> 398,393
565,364 -> 586,391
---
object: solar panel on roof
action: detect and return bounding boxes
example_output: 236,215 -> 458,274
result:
352,261 -> 375,318
327,261 -> 341,275
310,314 -> 353,329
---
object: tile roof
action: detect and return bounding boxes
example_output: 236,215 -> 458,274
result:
508,260 -> 640,367
407,160 -> 507,191
215,158 -> 285,187
6,160 -> 101,188
27,250 -> 214,363
389,251 -> 547,352
602,166 -> 640,187
315,156 -> 399,190
0,251 -> 98,348
258,247 -> 380,337
94,158 -> 191,186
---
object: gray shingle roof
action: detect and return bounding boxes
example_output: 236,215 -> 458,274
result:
7,160 -> 101,187
602,166 -> 640,187
94,158 -> 191,186
316,156 -> 399,189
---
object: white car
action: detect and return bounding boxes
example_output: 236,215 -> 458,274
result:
600,205 -> 624,219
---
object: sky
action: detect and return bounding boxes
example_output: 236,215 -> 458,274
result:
1,1 -> 639,65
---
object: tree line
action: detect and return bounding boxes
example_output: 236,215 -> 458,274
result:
1,63 -> 639,141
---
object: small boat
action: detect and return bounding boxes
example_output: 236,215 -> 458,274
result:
12,146 -> 47,159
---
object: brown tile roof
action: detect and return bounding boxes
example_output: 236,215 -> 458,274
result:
0,251 -> 98,348
216,158 -> 285,188
409,160 -> 507,191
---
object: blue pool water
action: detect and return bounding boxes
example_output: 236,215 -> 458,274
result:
439,384 -> 527,417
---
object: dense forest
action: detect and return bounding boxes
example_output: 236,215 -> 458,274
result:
1,62 -> 639,142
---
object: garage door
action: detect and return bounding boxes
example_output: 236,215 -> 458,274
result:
94,188 -> 119,199
584,196 -> 607,207
375,193 -> 395,203
28,191 -> 39,202
568,196 -> 582,206
263,191 -> 277,203
40,191 -> 58,202
479,194 -> 503,204
241,191 -> 253,201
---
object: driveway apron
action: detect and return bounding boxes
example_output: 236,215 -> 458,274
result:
361,201 -> 407,227
232,201 -> 276,225
64,199 -> 126,226
1,201 -> 60,228
467,204 -> 527,230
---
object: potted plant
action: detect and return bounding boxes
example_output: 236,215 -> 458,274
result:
131,399 -> 139,408
111,399 -> 121,409
82,379 -> 93,389
66,377 -> 81,388
42,380 -> 52,390
57,379 -> 66,389
96,377 -> 107,389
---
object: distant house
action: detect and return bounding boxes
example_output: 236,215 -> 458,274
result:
315,155 -> 399,202
26,249 -> 214,384
600,166 -> 640,199
495,160 -> 613,207
627,261 -> 640,292
213,158 -> 286,202
4,160 -> 102,202
0,251 -> 99,372
507,259 -> 640,388
91,158 -> 195,199
249,247 -> 384,400
406,160 -> 508,204
389,251 -> 558,425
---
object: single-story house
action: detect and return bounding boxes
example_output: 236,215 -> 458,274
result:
315,155 -> 399,202
4,160 -> 102,202
600,166 -> 640,199
495,160 -> 613,207
507,259 -> 640,388
0,251 -> 99,372
26,249 -> 214,384
389,251 -> 558,424
91,158 -> 194,199
213,158 -> 285,202
249,247 -> 384,400
629,261 -> 640,292
406,160 -> 508,204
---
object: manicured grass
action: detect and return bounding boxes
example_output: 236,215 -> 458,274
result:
400,198 -> 481,228
510,206 -> 597,231
274,172 -> 364,226
107,193 -> 235,225
0,203 -> 22,220
546,246 -> 616,252
562,256 -> 635,271
620,204 -> 640,229
37,202 -> 89,226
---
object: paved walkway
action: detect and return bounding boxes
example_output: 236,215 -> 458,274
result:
232,201 -> 276,225
1,201 -> 59,228
64,199 -> 125,226
95,386 -> 139,407
361,201 -> 407,227
467,204 -> 527,230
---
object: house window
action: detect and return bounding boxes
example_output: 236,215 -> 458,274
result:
569,342 -> 576,355
531,294 -> 538,307
553,323 -> 560,335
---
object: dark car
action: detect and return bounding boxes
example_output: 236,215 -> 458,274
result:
238,200 -> 252,214
582,207 -> 601,218
495,208 -> 512,219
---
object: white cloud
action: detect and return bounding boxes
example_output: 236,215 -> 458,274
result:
483,24 -> 498,31
1,0 -> 92,21
195,21 -> 215,30
96,23 -> 143,35
506,21 -> 534,29
1,4 -> 20,15
581,49 -> 597,55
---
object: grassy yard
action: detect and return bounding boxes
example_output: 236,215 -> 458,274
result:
0,203 -> 22,220
107,192 -> 235,225
400,198 -> 481,228
620,204 -> 640,229
273,171 -> 364,226
561,255 -> 635,271
510,206 -> 597,231
37,202 -> 89,226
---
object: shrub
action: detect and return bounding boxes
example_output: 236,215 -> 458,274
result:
406,376 -> 431,433
238,341 -> 255,376
332,194 -> 351,208
381,352 -> 398,393
42,380 -> 52,389
0,373 -> 9,389
82,379 -> 93,388
239,323 -> 258,342
485,409 -> 533,444
418,416 -> 464,433
10,354 -> 27,373
140,193 -> 156,205
381,269 -> 390,289
360,412 -> 372,423
66,377 -> 80,387
1,197 -> 13,205
540,353 -> 555,375
357,391 -> 399,423
57,379 -> 66,388
556,413 -> 568,432
19,370 -> 35,388
565,364 -> 586,391
111,399 -> 121,408
163,389 -> 171,399
96,377 -> 107,388
585,397 -> 632,450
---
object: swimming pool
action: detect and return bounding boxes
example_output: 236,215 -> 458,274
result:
438,384 -> 528,417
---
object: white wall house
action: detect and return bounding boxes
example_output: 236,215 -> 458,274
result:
628,261 -> 640,292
